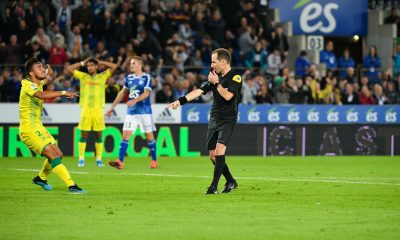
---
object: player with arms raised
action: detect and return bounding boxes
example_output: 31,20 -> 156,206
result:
20,57 -> 85,193
106,56 -> 157,169
66,58 -> 118,167
169,48 -> 241,194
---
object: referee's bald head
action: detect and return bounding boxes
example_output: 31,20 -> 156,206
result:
212,48 -> 231,64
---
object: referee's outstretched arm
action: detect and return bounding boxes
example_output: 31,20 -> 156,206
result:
167,89 -> 204,110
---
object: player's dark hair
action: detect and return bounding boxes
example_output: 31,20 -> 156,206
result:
212,48 -> 231,64
86,57 -> 98,65
24,57 -> 41,77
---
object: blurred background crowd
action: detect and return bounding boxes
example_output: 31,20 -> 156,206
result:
0,0 -> 400,105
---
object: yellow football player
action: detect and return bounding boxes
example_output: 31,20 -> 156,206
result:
66,58 -> 118,167
20,57 -> 85,193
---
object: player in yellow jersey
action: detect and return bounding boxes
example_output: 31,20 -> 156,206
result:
20,57 -> 85,193
66,58 -> 118,167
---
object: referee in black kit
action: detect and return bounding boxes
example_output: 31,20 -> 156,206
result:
168,48 -> 242,194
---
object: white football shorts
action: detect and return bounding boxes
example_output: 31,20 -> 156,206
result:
123,114 -> 156,133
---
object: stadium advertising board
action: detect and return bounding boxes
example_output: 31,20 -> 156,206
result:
269,0 -> 368,36
0,103 -> 181,124
182,104 -> 400,124
0,124 -> 399,157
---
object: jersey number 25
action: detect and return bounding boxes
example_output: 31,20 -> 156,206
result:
129,89 -> 140,99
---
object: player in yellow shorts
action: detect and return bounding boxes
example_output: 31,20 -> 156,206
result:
19,57 -> 85,193
66,58 -> 118,167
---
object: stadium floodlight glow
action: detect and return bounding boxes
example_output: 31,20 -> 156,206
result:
353,35 -> 360,41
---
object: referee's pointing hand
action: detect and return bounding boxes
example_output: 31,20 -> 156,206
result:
168,100 -> 180,110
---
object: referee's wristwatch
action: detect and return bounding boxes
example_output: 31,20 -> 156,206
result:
214,82 -> 219,88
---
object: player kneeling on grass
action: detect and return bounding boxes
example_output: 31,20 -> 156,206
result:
106,56 -> 157,169
19,58 -> 85,193
169,48 -> 241,194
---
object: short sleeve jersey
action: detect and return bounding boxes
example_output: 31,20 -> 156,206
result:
123,73 -> 153,115
73,69 -> 111,109
201,69 -> 242,120
19,79 -> 46,131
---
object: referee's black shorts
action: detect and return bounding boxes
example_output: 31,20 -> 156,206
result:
206,116 -> 236,150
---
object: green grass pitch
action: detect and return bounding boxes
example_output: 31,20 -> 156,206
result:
0,156 -> 399,240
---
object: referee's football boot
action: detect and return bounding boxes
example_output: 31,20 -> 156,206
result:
221,180 -> 238,193
32,176 -> 52,191
68,184 -> 86,194
204,185 -> 218,194
108,159 -> 124,170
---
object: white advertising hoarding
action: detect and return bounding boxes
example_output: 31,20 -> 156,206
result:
0,103 -> 182,124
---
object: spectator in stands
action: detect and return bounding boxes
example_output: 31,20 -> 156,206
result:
266,49 -> 282,76
239,26 -> 256,57
208,9 -> 227,48
360,76 -> 370,89
172,44 -> 189,72
393,44 -> 400,76
25,40 -> 48,63
71,0 -> 93,43
268,26 -> 289,60
241,74 -> 257,104
328,77 -> 342,104
359,86 -> 376,105
93,40 -> 109,60
341,83 -> 360,104
111,12 -> 132,51
47,22 -> 66,48
156,83 -> 174,103
4,35 -> 24,65
320,41 -> 337,71
52,0 -> 79,34
384,7 -> 400,36
31,27 -> 52,51
255,83 -> 273,104
372,84 -> 389,105
363,45 -> 381,84
346,67 -> 357,84
134,29 -> 162,66
16,19 -> 31,46
67,24 -> 83,61
105,77 -> 120,103
245,41 -> 268,72
173,79 -> 189,100
287,76 -> 305,104
338,48 -> 355,78
294,50 -> 310,78
0,68 -> 11,102
386,81 -> 399,103
49,36 -> 68,66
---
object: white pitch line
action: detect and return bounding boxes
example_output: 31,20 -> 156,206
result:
8,168 -> 400,186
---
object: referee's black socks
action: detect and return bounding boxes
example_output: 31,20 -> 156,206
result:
211,155 -> 231,187
210,157 -> 234,184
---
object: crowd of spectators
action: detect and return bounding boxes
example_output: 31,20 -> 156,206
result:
0,0 -> 400,105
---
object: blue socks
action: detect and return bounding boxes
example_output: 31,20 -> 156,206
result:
118,140 -> 129,162
148,140 -> 157,161
119,139 -> 156,162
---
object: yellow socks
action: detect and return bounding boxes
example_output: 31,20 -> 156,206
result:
95,139 -> 103,160
38,159 -> 52,180
78,138 -> 87,160
51,158 -> 75,187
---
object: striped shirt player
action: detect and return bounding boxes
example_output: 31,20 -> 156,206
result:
107,56 -> 157,169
